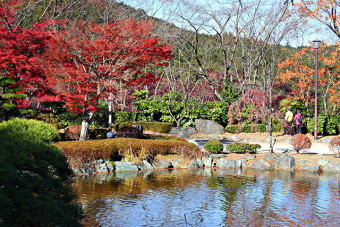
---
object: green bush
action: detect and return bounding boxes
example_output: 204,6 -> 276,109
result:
257,124 -> 267,132
0,119 -> 83,226
226,123 -> 282,133
242,125 -> 253,133
0,118 -> 60,143
226,142 -> 261,154
113,121 -> 173,133
307,115 -> 340,135
142,134 -> 186,141
225,125 -> 238,133
204,140 -> 224,154
113,111 -> 138,123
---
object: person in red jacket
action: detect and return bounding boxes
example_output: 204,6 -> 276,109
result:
294,110 -> 303,134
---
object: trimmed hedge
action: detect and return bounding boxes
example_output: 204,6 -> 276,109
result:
204,140 -> 223,154
225,123 -> 282,133
55,138 -> 202,164
113,121 -> 173,133
225,142 -> 261,154
307,115 -> 340,135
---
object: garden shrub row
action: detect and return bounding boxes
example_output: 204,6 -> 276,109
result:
225,143 -> 261,154
225,123 -> 282,133
112,121 -> 173,133
55,138 -> 202,165
307,115 -> 340,135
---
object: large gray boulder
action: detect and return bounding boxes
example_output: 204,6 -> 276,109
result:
248,160 -> 273,170
93,159 -> 114,173
217,158 -> 245,169
202,157 -> 213,167
171,160 -> 181,168
114,161 -> 139,172
273,154 -> 296,170
301,165 -> 321,173
195,119 -> 225,134
323,162 -> 340,172
74,166 -> 95,175
138,160 -> 153,170
262,154 -> 277,161
168,127 -> 196,136
188,159 -> 204,169
153,160 -> 173,169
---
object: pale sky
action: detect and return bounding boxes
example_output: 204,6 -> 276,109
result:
122,0 -> 338,47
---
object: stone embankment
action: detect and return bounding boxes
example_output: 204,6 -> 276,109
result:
74,153 -> 340,175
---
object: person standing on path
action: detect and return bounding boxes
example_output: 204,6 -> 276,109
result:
294,110 -> 303,134
284,107 -> 293,135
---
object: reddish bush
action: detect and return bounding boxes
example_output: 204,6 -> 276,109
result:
64,125 -> 82,140
291,134 -> 312,152
116,126 -> 142,138
329,136 -> 340,157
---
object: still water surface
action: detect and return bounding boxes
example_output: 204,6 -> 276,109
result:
73,169 -> 340,226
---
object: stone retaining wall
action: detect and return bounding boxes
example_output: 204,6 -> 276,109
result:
73,154 -> 340,175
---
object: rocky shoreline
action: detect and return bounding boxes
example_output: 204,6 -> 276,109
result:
73,153 -> 340,175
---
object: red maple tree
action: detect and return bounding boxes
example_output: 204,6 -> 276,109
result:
0,1 -> 55,104
43,19 -> 173,140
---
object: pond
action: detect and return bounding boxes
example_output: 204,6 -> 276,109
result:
74,169 -> 340,226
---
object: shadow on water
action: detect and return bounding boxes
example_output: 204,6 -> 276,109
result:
74,169 -> 340,226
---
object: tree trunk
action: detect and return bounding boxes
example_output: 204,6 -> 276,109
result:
267,116 -> 274,154
108,93 -> 113,128
79,112 -> 94,141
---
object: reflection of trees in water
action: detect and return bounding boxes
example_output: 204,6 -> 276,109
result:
73,169 -> 210,225
207,169 -> 257,225
73,169 -> 340,226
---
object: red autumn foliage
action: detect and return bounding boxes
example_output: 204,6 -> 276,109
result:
329,136 -> 340,154
291,134 -> 312,152
43,19 -> 173,114
64,125 -> 82,141
228,88 -> 285,124
0,1 -> 57,102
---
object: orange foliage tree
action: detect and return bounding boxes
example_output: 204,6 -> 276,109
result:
277,43 -> 340,115
296,0 -> 340,39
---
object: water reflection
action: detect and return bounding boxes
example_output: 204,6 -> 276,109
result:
73,169 -> 340,226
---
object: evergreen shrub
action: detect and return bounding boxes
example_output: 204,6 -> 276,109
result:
204,140 -> 224,154
226,142 -> 261,154
0,119 -> 82,226
225,123 -> 282,133
307,115 -> 340,135
291,134 -> 312,152
0,118 -> 60,143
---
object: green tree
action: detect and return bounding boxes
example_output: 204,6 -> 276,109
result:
0,76 -> 32,121
0,119 -> 83,226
